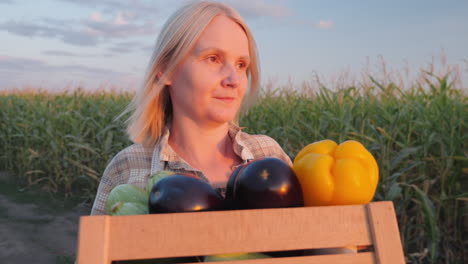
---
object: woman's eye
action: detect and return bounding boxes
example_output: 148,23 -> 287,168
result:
207,55 -> 219,63
237,61 -> 247,69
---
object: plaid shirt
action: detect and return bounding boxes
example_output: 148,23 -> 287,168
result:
91,123 -> 292,215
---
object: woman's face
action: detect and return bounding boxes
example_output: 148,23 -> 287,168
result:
168,15 -> 250,126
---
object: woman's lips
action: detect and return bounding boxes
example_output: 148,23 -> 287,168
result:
214,97 -> 235,103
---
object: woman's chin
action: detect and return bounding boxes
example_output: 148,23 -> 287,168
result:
206,112 -> 238,124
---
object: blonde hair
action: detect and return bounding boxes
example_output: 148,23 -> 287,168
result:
125,1 -> 260,147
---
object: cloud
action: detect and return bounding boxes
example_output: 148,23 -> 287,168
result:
0,56 -> 44,71
1,0 -> 289,49
42,50 -> 109,58
58,0 -> 161,18
114,12 -> 128,25
90,12 -> 103,22
63,29 -> 101,45
0,0 -> 15,4
316,20 -> 335,29
43,50 -> 83,57
106,41 -> 155,55
0,13 -> 157,46
0,0 -> 293,61
107,41 -> 144,54
0,55 -> 140,90
62,0 -> 290,20
84,14 -> 156,39
0,1 -> 159,48
225,0 -> 291,19
0,21 -> 55,38
0,20 -> 100,46
297,18 -> 335,30
0,55 -> 120,75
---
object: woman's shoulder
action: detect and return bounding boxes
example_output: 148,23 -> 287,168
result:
107,143 -> 154,170
237,130 -> 292,165
116,143 -> 154,158
238,131 -> 280,148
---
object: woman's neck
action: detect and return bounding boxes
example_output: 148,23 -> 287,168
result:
168,117 -> 233,169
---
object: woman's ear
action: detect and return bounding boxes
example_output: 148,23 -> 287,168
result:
157,72 -> 172,85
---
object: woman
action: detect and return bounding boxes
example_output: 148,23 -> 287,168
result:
91,1 -> 291,216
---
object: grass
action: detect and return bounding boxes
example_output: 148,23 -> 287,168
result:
0,71 -> 466,263
0,89 -> 133,201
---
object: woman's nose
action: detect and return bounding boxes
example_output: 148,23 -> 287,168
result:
221,63 -> 239,89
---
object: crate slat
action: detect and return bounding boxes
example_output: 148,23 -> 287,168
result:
367,202 -> 405,264
77,201 -> 405,264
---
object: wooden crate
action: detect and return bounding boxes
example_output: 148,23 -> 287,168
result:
76,201 -> 405,263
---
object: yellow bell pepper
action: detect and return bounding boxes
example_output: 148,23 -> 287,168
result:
293,139 -> 379,206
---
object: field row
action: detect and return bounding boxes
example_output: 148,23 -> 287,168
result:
0,74 -> 466,263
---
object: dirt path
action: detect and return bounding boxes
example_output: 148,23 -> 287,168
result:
0,172 -> 91,264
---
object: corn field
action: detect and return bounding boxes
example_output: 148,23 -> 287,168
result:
0,73 -> 466,263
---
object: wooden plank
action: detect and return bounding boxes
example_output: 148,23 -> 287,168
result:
76,215 -> 111,264
107,205 -> 372,261
179,252 -> 375,264
366,202 -> 405,264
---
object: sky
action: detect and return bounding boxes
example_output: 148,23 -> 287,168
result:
0,0 -> 467,92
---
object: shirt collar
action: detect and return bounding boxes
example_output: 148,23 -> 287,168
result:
152,122 -> 254,169
229,122 -> 255,161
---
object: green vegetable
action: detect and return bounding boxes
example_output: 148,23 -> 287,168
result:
110,202 -> 149,216
106,184 -> 147,215
146,170 -> 176,195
